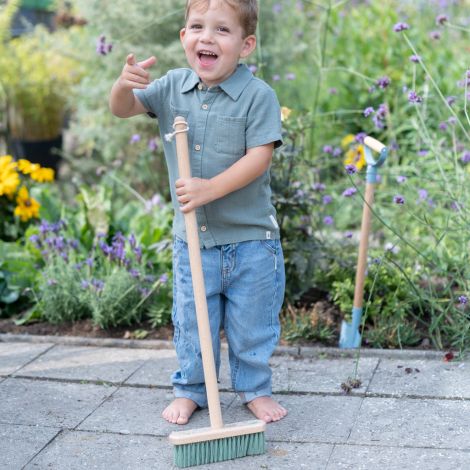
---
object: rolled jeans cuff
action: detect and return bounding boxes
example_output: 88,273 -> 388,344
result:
239,388 -> 272,404
174,387 -> 207,408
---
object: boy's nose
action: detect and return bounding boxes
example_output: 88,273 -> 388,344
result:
200,28 -> 214,43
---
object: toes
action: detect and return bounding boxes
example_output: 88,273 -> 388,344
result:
176,414 -> 189,425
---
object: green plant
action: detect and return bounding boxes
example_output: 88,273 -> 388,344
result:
0,3 -> 84,140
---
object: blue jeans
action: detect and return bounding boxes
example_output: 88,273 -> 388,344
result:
171,237 -> 285,407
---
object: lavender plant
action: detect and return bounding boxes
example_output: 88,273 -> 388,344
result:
29,220 -> 171,328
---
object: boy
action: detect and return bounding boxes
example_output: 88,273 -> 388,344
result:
110,0 -> 287,425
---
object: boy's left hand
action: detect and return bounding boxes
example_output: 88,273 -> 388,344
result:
175,177 -> 214,213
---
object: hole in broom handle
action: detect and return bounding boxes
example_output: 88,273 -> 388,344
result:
173,116 -> 224,429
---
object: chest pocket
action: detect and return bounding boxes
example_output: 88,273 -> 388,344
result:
215,115 -> 247,157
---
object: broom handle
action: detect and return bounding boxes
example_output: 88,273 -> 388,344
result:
173,116 -> 224,429
353,182 -> 375,309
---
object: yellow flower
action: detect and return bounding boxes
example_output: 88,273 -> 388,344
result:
341,134 -> 356,148
14,186 -> 40,222
17,159 -> 40,175
343,145 -> 366,170
30,166 -> 55,183
0,155 -> 20,197
281,106 -> 292,122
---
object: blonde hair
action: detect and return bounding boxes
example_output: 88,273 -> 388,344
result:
184,0 -> 258,37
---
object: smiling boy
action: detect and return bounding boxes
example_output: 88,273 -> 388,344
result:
110,0 -> 287,426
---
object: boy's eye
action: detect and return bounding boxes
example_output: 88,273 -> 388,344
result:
189,23 -> 202,29
217,26 -> 229,32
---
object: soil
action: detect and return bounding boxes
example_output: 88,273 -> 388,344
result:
0,317 -> 175,341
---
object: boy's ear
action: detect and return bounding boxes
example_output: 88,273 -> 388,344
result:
180,28 -> 186,45
239,35 -> 256,58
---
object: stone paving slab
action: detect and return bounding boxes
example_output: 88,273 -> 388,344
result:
12,345 -> 171,383
368,358 -> 469,399
271,356 -> 378,394
78,386 -> 235,436
0,423 -> 61,469
224,394 -> 363,444
25,429 -> 333,470
0,377 -> 117,428
0,342 -> 54,376
348,397 -> 470,450
327,444 -> 470,470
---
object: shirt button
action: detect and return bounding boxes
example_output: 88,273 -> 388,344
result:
202,104 -> 208,110
197,83 -> 203,90
194,144 -> 201,151
200,225 -> 207,232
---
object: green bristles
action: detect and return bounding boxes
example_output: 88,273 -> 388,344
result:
174,431 -> 266,468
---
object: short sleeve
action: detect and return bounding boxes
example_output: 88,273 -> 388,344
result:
133,72 -> 170,118
245,84 -> 283,150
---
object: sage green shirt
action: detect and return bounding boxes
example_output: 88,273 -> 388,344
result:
134,64 -> 282,248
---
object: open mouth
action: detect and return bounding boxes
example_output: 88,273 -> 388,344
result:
197,50 -> 218,66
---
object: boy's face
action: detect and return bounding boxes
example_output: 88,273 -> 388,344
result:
180,0 -> 256,87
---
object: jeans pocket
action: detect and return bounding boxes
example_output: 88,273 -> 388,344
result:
260,239 -> 277,255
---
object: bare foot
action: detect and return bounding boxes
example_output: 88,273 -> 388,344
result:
162,398 -> 199,425
246,396 -> 287,423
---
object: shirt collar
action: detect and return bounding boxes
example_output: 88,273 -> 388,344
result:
180,64 -> 253,101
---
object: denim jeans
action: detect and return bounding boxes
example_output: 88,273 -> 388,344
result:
171,237 -> 285,407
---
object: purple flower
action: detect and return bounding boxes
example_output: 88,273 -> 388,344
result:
328,87 -> 338,95
99,241 -> 112,256
393,22 -> 410,32
96,35 -> 113,56
461,151 -> 470,164
285,72 -> 296,81
312,182 -> 326,192
323,216 -> 334,226
69,239 -> 79,250
39,220 -> 50,235
355,132 -> 366,143
74,262 -> 83,270
376,76 -> 391,89
129,268 -> 140,278
393,195 -> 405,205
429,31 -> 441,40
323,145 -> 333,154
333,147 -> 342,157
159,273 -> 169,284
47,279 -> 58,286
436,14 -> 448,25
344,231 -> 353,239
248,64 -> 257,73
458,295 -> 468,305
322,195 -> 333,205
29,234 -> 41,247
409,54 -> 421,63
396,175 -> 407,183
272,3 -> 282,14
418,189 -> 428,200
148,138 -> 158,152
91,279 -> 105,291
342,187 -> 357,197
130,134 -> 141,144
363,106 -> 374,117
272,74 -> 280,82
133,246 -> 142,263
85,257 -> 93,267
418,149 -> 429,157
128,234 -> 137,249
345,164 -> 357,175
446,96 -> 457,106
439,122 -> 448,131
408,91 -> 423,103
81,280 -> 90,289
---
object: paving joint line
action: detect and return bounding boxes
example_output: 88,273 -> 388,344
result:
4,374 -> 470,402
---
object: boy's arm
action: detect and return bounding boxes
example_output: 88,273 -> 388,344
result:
175,143 -> 274,213
109,53 -> 156,118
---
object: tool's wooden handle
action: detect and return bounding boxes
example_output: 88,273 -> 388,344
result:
353,183 -> 375,309
364,136 -> 386,153
174,116 -> 223,429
